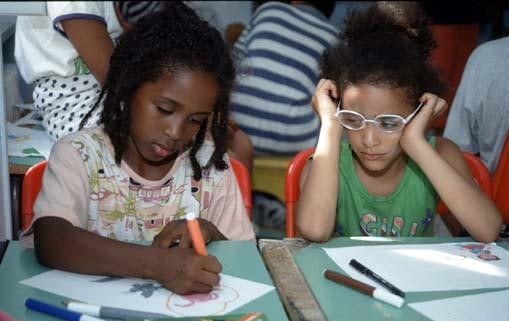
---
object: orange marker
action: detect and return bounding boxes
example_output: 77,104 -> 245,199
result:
185,212 -> 207,255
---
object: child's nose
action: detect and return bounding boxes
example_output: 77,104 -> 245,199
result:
164,117 -> 185,141
361,123 -> 381,148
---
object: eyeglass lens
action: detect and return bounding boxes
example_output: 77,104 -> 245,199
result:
337,112 -> 405,132
335,101 -> 423,133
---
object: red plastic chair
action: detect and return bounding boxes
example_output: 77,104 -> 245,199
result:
21,158 -> 252,230
435,151 -> 493,215
493,134 -> 509,225
285,149 -> 492,237
21,160 -> 48,230
230,157 -> 252,218
285,147 -> 315,237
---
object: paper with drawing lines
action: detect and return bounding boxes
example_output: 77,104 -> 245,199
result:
324,242 -> 509,292
20,270 -> 274,317
409,289 -> 509,321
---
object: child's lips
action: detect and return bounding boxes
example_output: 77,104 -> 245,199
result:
362,152 -> 385,160
153,143 -> 174,158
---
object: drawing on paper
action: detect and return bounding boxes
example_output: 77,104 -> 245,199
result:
89,274 -> 251,314
90,275 -> 241,308
92,276 -> 164,298
457,243 -> 500,261
21,270 -> 274,317
167,284 -> 239,316
129,282 -> 164,298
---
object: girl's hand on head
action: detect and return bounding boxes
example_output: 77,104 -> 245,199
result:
151,218 -> 226,249
311,79 -> 340,125
154,247 -> 222,294
400,93 -> 447,151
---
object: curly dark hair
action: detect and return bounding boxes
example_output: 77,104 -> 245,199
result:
320,1 -> 446,106
81,2 -> 235,180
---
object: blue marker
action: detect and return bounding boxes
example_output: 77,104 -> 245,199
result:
25,298 -> 105,321
63,300 -> 168,320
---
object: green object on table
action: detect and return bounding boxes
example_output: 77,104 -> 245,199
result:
293,237 -> 509,321
21,148 -> 41,156
0,241 -> 288,321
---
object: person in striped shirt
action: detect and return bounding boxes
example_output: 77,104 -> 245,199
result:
230,1 -> 338,155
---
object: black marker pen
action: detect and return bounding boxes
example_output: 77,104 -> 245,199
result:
349,259 -> 405,298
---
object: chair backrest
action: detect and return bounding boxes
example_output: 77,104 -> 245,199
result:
230,157 -> 252,218
285,149 -> 492,237
21,160 -> 48,230
21,158 -> 252,231
435,151 -> 493,215
285,147 -> 315,237
493,134 -> 509,225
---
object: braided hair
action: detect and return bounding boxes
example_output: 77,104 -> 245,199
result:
81,2 -> 235,180
320,2 -> 446,106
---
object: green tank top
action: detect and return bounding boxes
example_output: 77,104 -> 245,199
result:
337,138 -> 438,237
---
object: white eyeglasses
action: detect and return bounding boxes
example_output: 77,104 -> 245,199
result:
334,101 -> 424,133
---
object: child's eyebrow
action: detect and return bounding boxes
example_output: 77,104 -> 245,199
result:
156,96 -> 213,114
155,96 -> 181,106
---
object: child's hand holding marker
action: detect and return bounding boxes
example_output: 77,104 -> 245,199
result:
186,212 -> 208,255
151,213 -> 226,249
150,241 -> 222,295
149,212 -> 224,294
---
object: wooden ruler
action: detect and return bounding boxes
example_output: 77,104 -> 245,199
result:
259,238 -> 328,321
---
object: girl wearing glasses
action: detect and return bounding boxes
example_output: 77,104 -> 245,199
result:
296,2 -> 502,243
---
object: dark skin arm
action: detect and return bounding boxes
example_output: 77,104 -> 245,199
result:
34,217 -> 222,294
152,218 -> 227,249
61,19 -> 114,86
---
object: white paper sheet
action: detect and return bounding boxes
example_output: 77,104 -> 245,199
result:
409,289 -> 509,321
21,270 -> 274,317
324,242 -> 509,292
7,121 -> 52,159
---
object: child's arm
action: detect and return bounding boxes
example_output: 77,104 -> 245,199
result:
34,216 -> 222,294
296,79 -> 343,242
401,93 -> 502,242
151,219 -> 227,249
61,19 -> 114,86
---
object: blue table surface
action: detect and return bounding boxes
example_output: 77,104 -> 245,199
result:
0,240 -> 288,321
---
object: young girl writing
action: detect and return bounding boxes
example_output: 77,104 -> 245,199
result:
296,2 -> 501,243
21,3 -> 255,295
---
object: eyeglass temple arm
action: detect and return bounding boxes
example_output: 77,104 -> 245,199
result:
405,101 -> 424,122
334,101 -> 341,117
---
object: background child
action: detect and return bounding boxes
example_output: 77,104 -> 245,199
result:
230,1 -> 338,155
21,3 -> 255,295
296,2 -> 501,243
444,36 -> 509,175
15,1 -> 163,141
15,1 -> 254,174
